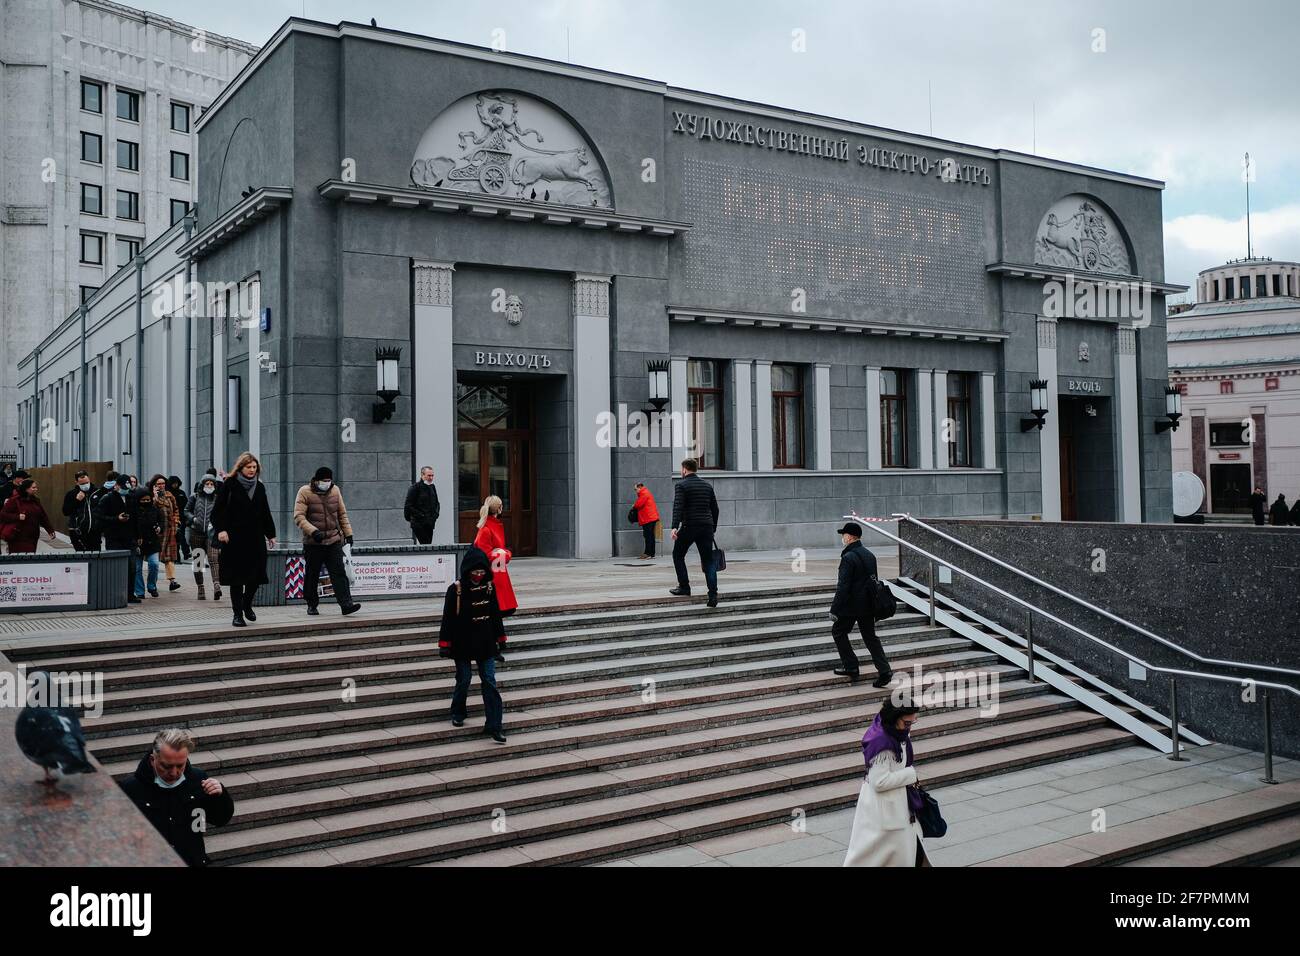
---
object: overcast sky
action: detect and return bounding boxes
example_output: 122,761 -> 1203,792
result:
152,0 -> 1298,298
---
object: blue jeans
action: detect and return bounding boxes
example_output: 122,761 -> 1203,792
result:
451,657 -> 503,732
134,552 -> 159,596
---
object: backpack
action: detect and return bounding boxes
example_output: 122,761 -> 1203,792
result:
870,574 -> 897,621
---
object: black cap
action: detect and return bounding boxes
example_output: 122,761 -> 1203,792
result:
836,522 -> 863,537
313,466 -> 333,482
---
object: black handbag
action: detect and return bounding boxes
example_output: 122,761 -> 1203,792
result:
914,785 -> 946,838
626,506 -> 638,524
871,575 -> 897,621
714,546 -> 726,572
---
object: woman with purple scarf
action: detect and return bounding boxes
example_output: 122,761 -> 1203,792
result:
843,699 -> 931,867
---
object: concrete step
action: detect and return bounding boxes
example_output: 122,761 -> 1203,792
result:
236,724 -> 1133,867
85,629 -> 966,713
82,645 -> 1001,738
974,780 -> 1300,866
1118,813 -> 1300,867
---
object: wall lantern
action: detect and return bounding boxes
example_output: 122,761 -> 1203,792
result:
1155,385 -> 1183,433
373,346 -> 402,423
1020,379 -> 1050,431
646,359 -> 670,412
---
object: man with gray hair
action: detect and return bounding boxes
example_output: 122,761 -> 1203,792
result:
118,728 -> 235,866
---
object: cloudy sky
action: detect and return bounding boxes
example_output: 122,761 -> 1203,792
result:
153,0 -> 1297,298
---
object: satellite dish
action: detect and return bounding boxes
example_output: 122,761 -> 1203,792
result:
1172,471 -> 1205,517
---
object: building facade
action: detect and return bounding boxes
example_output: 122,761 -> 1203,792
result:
1169,258 -> 1300,514
21,18 -> 1182,556
0,0 -> 255,460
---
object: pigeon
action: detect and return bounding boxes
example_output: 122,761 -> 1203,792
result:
14,706 -> 96,782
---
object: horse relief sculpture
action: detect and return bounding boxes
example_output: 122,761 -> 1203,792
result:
410,91 -> 612,208
1034,196 -> 1132,274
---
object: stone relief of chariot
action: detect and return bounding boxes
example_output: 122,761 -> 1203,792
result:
1034,195 -> 1132,274
410,91 -> 612,208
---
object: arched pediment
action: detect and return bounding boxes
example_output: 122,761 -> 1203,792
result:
1034,194 -> 1133,275
410,91 -> 612,209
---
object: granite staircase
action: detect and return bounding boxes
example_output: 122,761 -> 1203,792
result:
9,582 -> 1258,867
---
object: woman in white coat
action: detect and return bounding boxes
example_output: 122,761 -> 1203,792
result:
843,700 -> 930,867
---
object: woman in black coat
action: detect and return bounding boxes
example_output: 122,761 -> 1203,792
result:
210,451 -> 277,627
437,547 -> 507,743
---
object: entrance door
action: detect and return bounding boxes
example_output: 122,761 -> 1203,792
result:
1059,433 -> 1078,520
456,381 -> 537,555
1210,463 -> 1252,514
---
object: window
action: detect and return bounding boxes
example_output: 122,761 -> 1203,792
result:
170,151 -> 189,181
117,189 -> 139,220
106,356 -> 114,399
1219,380 -> 1234,395
771,363 -> 804,468
880,369 -> 908,468
80,131 -> 102,164
115,237 -> 140,269
79,232 -> 103,265
79,285 -> 98,305
91,365 -> 97,406
687,359 -> 725,469
946,373 -> 973,467
1210,422 -> 1248,447
227,376 -> 242,433
1226,277 -> 1236,299
116,140 -> 139,171
171,102 -> 190,132
116,89 -> 139,122
170,199 -> 189,226
1255,275 -> 1267,297
80,183 -> 102,215
81,80 -> 102,113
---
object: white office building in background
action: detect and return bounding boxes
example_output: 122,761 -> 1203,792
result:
0,0 -> 255,461
1168,257 -> 1300,516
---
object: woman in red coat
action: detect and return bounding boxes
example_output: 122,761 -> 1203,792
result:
633,482 -> 661,559
0,479 -> 56,553
472,495 -> 517,616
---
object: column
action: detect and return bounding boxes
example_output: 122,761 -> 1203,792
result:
573,274 -> 613,558
814,363 -> 832,470
754,360 -> 773,471
1037,317 -> 1061,521
932,369 -> 949,470
212,291 -> 225,467
733,360 -> 753,472
980,371 -> 997,468
247,278 -> 261,460
669,355 -> 688,472
1114,326 -> 1142,522
916,369 -> 934,469
412,260 -> 456,545
865,366 -> 882,470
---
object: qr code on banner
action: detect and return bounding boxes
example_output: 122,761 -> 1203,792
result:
387,575 -> 402,589
0,587 -> 16,602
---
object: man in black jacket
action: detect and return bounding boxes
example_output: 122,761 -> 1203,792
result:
62,470 -> 102,552
119,728 -> 235,866
95,472 -> 138,604
830,522 -> 893,687
669,458 -> 720,607
404,465 -> 441,544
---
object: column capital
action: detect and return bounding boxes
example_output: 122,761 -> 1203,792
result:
413,261 -> 454,307
572,274 -> 611,318
1116,326 -> 1137,354
1036,317 -> 1058,350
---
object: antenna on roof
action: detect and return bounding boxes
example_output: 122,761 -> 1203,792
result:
1244,151 -> 1253,259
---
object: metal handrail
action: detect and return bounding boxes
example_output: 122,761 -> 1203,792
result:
844,512 -> 1300,701
896,513 -> 1300,681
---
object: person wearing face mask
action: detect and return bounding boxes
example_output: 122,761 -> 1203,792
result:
844,700 -> 929,867
95,471 -> 139,604
148,474 -> 182,592
184,475 -> 222,600
404,465 -> 441,545
133,487 -> 163,599
210,451 -> 277,627
293,466 -> 361,617
437,547 -> 507,743
829,521 -> 893,687
0,479 -> 56,553
118,728 -> 235,867
62,470 -> 103,552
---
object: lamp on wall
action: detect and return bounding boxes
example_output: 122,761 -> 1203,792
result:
1020,379 -> 1050,431
646,359 -> 670,412
1155,386 -> 1183,433
373,346 -> 402,423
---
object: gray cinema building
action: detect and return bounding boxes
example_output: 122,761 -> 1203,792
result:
21,18 -> 1185,557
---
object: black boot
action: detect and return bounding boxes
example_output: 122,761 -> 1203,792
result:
669,586 -> 691,596
243,593 -> 257,622
232,610 -> 246,627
